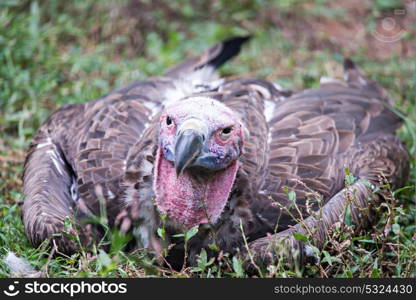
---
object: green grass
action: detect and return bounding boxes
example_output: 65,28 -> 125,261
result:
0,0 -> 415,277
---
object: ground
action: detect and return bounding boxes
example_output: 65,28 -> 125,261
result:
0,0 -> 415,277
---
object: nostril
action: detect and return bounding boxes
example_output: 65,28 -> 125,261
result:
163,144 -> 174,162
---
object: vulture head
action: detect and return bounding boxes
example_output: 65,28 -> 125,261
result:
154,97 -> 245,228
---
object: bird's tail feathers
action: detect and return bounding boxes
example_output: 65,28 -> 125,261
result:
343,58 -> 392,104
165,36 -> 250,80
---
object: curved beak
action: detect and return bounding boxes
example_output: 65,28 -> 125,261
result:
174,120 -> 207,175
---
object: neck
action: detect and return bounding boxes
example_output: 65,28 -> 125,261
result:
153,147 -> 238,228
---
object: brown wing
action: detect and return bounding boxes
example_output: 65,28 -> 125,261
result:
67,79 -> 173,223
22,104 -> 85,252
245,60 -> 408,266
250,82 -> 404,234
22,81 -> 168,251
215,79 -> 288,186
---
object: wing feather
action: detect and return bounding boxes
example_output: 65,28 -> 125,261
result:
244,81 -> 404,237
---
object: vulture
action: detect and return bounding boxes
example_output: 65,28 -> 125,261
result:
22,37 -> 409,270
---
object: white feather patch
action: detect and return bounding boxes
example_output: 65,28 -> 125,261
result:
46,149 -> 64,176
107,189 -> 115,200
36,137 -> 52,149
3,252 -> 40,277
304,245 -> 320,263
70,179 -> 79,202
132,226 -> 150,248
181,66 -> 218,84
162,66 -> 222,107
320,76 -> 346,85
264,99 -> 276,123
273,82 -> 283,91
143,101 -> 160,118
249,84 -> 271,99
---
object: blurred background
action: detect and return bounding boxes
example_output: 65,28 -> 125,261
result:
0,0 -> 415,277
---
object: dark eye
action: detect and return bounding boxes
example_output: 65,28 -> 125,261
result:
219,126 -> 233,141
222,127 -> 233,135
166,116 -> 173,126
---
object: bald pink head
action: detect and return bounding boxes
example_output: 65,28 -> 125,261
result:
153,97 -> 245,228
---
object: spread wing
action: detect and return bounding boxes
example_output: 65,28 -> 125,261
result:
243,60 -> 408,262
259,83 -> 403,224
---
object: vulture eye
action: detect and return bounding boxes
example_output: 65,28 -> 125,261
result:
219,126 -> 233,141
166,116 -> 173,127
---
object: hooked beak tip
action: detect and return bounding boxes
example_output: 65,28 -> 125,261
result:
174,129 -> 204,176
175,161 -> 186,176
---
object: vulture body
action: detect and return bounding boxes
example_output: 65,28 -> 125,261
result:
23,37 -> 408,269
